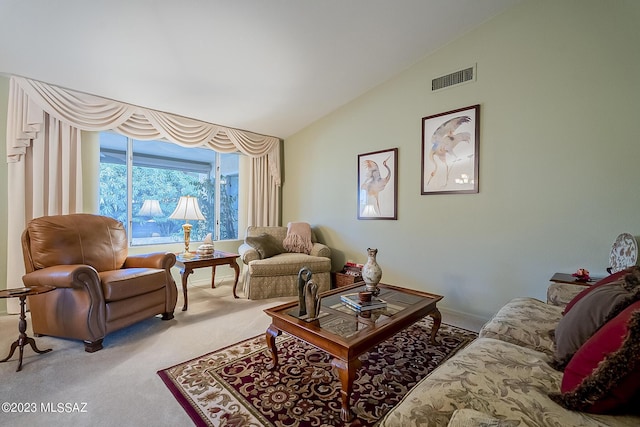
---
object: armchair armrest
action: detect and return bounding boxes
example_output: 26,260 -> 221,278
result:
23,264 -> 105,307
23,264 -> 106,343
310,243 -> 330,258
124,252 -> 176,270
239,243 -> 260,264
124,252 -> 177,316
23,264 -> 102,292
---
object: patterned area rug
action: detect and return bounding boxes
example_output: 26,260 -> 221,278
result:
158,317 -> 477,426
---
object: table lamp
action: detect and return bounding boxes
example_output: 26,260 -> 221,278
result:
169,196 -> 205,257
137,199 -> 164,220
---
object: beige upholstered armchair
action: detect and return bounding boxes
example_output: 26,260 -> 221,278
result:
21,214 -> 178,352
238,225 -> 332,299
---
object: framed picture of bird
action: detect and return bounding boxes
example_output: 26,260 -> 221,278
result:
358,147 -> 398,220
421,104 -> 480,195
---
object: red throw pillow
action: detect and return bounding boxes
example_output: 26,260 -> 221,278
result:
550,300 -> 640,413
563,268 -> 632,315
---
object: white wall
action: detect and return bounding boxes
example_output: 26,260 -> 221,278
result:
282,0 -> 640,321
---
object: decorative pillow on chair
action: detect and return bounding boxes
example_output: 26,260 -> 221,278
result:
552,268 -> 640,369
550,300 -> 640,414
245,233 -> 285,259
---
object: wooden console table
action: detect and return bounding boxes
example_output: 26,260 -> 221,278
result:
175,251 -> 240,311
0,285 -> 55,372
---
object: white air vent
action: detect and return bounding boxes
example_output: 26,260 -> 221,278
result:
432,65 -> 476,91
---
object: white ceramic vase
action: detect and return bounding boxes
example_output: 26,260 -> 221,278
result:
362,248 -> 382,295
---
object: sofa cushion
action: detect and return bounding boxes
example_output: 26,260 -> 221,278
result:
446,409 -> 507,427
478,297 -> 562,355
550,301 -> 640,414
99,268 -> 166,301
563,268 -> 634,314
379,337 -> 639,427
553,273 -> 640,367
245,233 -> 285,259
247,253 -> 331,277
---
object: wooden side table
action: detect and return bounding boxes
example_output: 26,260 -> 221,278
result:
175,250 -> 241,311
549,272 -> 605,287
0,285 -> 55,372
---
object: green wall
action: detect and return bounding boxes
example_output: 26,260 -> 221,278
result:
282,0 -> 640,321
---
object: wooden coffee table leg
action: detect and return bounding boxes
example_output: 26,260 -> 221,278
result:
231,260 -> 240,299
265,325 -> 281,370
331,357 -> 361,422
429,308 -> 442,344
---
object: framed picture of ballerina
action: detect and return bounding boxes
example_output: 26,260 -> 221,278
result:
358,147 -> 398,220
421,104 -> 480,195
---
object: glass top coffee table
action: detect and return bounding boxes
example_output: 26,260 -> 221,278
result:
264,282 -> 443,422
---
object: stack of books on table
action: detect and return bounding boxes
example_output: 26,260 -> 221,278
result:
340,293 -> 387,312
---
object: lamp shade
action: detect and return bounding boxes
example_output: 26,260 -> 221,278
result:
137,199 -> 164,217
169,196 -> 205,221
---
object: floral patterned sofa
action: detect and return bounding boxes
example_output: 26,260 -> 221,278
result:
380,276 -> 640,427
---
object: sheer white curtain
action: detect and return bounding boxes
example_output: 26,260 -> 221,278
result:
5,76 -> 281,312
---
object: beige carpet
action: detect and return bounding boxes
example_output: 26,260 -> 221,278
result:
0,277 -> 481,426
0,278 -> 293,427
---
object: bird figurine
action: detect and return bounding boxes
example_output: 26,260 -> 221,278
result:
297,267 -> 313,316
426,116 -> 471,187
360,156 -> 392,215
304,280 -> 321,320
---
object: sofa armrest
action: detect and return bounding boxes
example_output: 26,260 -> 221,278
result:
546,282 -> 584,308
310,242 -> 330,258
239,243 -> 260,264
124,252 -> 176,270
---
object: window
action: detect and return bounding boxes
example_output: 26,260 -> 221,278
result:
99,132 -> 239,246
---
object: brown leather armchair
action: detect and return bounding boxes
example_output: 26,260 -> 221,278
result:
21,214 -> 178,352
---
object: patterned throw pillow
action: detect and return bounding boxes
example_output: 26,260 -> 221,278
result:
245,233 -> 285,259
563,267 -> 633,315
550,301 -> 640,413
553,268 -> 640,369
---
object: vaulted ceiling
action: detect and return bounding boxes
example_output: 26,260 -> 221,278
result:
0,0 -> 521,138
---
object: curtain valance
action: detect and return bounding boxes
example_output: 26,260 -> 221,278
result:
4,75 -> 281,313
6,76 -> 281,163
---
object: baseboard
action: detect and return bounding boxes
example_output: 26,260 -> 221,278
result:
438,306 -> 488,333
185,274 -> 237,288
